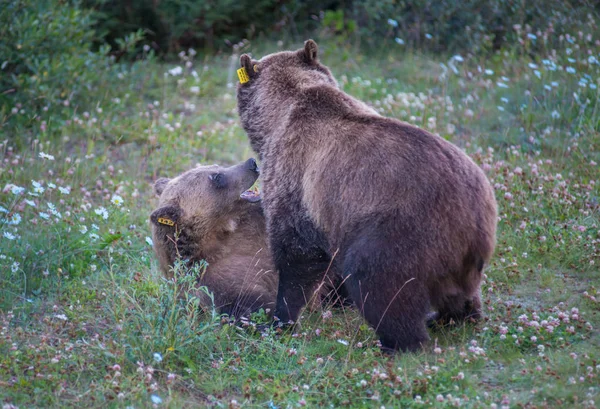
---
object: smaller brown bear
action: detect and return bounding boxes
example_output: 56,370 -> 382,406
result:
150,159 -> 278,317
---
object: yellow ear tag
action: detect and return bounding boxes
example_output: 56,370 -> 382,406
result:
157,217 -> 175,226
237,67 -> 250,84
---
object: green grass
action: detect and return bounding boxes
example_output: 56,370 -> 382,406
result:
0,34 -> 599,408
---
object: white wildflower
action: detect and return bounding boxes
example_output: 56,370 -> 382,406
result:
94,207 -> 109,220
31,180 -> 44,195
11,185 -> 25,195
39,152 -> 55,160
8,213 -> 21,225
168,66 -> 183,76
110,195 -> 124,207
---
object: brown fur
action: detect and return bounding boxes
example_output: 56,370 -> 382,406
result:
150,159 -> 278,318
237,40 -> 497,351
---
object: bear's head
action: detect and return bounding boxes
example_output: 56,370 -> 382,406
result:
236,40 -> 337,155
150,158 -> 261,235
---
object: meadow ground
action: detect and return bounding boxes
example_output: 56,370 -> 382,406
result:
0,33 -> 599,408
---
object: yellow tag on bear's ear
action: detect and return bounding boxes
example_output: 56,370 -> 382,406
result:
237,67 -> 250,84
157,217 -> 175,226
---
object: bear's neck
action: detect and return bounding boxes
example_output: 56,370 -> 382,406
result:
189,204 -> 265,265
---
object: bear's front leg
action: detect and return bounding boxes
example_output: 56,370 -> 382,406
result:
269,219 -> 331,325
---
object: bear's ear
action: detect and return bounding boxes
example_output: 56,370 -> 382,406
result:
303,39 -> 318,65
154,177 -> 170,196
150,205 -> 181,227
239,54 -> 258,82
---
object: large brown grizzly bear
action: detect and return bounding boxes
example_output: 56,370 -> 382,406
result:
236,40 -> 497,351
150,159 -> 278,317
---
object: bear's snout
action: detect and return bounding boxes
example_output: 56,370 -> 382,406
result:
245,158 -> 259,173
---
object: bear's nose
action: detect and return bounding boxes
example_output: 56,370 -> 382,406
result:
246,158 -> 259,173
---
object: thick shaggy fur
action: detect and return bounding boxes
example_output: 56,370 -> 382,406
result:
236,40 -> 497,351
150,159 -> 278,317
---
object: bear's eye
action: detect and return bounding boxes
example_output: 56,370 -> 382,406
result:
209,173 -> 226,188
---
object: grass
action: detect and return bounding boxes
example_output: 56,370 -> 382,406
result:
0,30 -> 599,408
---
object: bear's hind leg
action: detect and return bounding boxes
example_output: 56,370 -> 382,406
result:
342,225 -> 431,352
345,273 -> 430,351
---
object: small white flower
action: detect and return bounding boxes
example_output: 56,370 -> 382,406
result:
190,86 -> 200,94
394,37 -> 405,45
89,233 -> 100,241
497,82 -> 509,88
31,180 -> 45,195
145,237 -> 154,246
387,18 -> 398,28
11,262 -> 19,273
151,394 -> 163,404
92,224 -> 99,230
168,66 -> 183,76
337,339 -> 349,346
94,207 -> 109,220
90,264 -> 97,272
3,231 -> 16,240
54,314 -> 68,321
79,225 -> 88,234
58,186 -> 70,195
8,213 -> 21,225
39,212 -> 50,220
39,152 -> 55,160
566,66 -> 576,74
47,183 -> 56,189
551,110 -> 560,119
527,33 -> 537,40
153,352 -> 163,363
484,69 -> 494,75
111,195 -> 124,207
11,185 -> 25,195
0,206 -> 7,213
